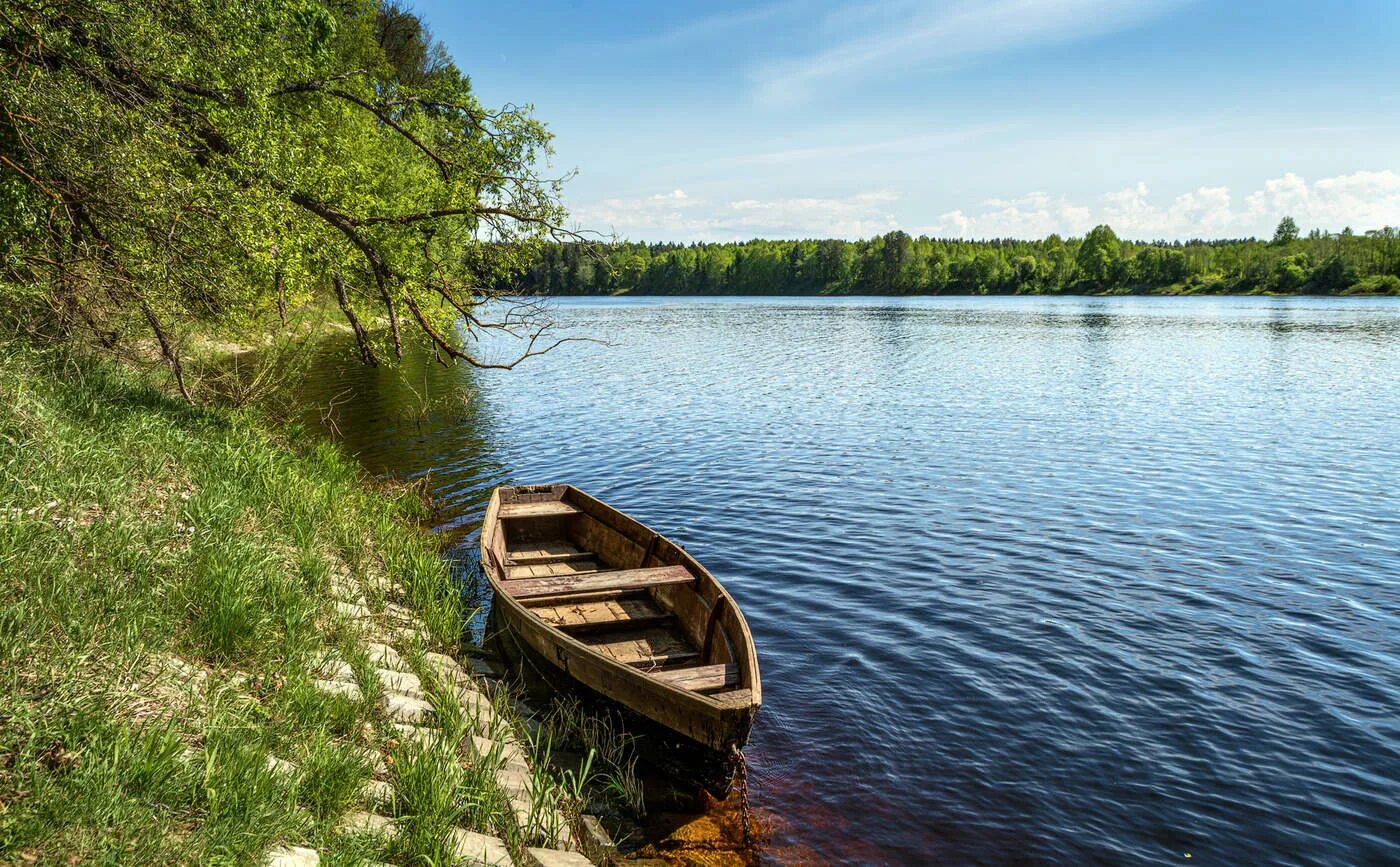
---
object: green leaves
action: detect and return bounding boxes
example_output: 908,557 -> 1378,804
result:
2,0 -> 572,388
1076,224 -> 1122,289
1272,215 -> 1300,245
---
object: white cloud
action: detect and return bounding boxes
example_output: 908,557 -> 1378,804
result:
927,171 -> 1400,239
572,189 -> 900,241
574,171 -> 1400,242
930,192 -> 1094,239
753,0 -> 1191,104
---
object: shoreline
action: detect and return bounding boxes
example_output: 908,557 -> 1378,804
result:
519,290 -> 1400,299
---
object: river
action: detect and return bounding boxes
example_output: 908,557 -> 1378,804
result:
291,295 -> 1400,864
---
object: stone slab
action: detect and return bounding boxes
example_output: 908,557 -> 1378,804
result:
329,576 -> 364,602
494,766 -> 533,800
422,651 -> 471,684
338,810 -> 396,837
389,626 -> 430,646
314,659 -> 357,683
447,828 -> 511,866
362,748 -> 389,779
265,755 -> 299,777
312,678 -> 363,702
377,667 -> 425,698
382,602 -> 419,624
576,814 -> 615,863
334,601 -> 374,620
359,777 -> 395,809
466,656 -> 504,679
382,691 -> 434,723
524,848 -> 594,867
391,721 -> 439,748
507,795 -> 532,832
264,844 -> 320,867
365,641 -> 409,672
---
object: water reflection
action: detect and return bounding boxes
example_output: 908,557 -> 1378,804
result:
294,340 -> 505,536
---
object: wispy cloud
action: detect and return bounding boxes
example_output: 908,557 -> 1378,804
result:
753,0 -> 1192,104
598,0 -> 811,51
716,125 -> 1004,166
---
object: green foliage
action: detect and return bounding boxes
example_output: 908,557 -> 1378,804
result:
0,0 -> 571,394
522,223 -> 1400,297
386,731 -> 506,864
1075,224 -> 1122,289
1273,215 -> 1300,245
1275,252 -> 1311,292
1344,274 -> 1400,295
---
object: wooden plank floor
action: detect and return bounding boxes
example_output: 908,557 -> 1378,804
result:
505,559 -> 600,580
530,596 -> 673,633
507,541 -> 593,565
580,626 -> 699,670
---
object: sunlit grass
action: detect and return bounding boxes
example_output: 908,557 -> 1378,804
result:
0,340 -> 471,862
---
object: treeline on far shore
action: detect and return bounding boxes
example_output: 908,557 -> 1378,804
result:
520,220 -> 1400,297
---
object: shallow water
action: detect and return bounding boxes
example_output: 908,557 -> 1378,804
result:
294,296 -> 1400,865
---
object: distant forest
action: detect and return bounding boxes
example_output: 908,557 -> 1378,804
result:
520,220 -> 1400,297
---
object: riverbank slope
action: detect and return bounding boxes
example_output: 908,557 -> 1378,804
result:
0,342 -> 593,865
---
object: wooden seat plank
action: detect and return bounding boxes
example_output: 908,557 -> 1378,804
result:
502,565 -> 693,600
498,501 -> 581,520
651,664 -> 738,693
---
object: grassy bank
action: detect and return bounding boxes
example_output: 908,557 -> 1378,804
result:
0,341 -> 522,864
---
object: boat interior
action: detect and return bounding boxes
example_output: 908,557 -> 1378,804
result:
487,486 -> 754,700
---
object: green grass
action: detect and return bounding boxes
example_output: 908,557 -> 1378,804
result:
531,694 -> 644,818
0,340 -> 472,863
298,732 -> 374,821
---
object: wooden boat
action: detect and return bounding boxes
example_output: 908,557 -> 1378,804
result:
480,484 -> 760,751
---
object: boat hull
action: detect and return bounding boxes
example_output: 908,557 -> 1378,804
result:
493,593 -> 756,750
480,484 -> 760,753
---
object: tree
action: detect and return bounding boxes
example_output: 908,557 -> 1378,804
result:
880,230 -> 917,292
1308,254 -> 1350,294
1275,253 -> 1310,292
1076,225 -> 1121,289
1010,255 -> 1038,292
0,0 -> 579,397
808,239 -> 852,291
1272,216 -> 1300,245
512,226 -> 1397,298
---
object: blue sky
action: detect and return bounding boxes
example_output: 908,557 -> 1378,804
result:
413,0 -> 1400,241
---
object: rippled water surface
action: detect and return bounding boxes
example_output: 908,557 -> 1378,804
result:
297,296 -> 1400,865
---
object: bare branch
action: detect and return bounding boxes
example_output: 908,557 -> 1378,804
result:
137,300 -> 190,400
398,292 -> 589,369
333,271 -> 379,366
